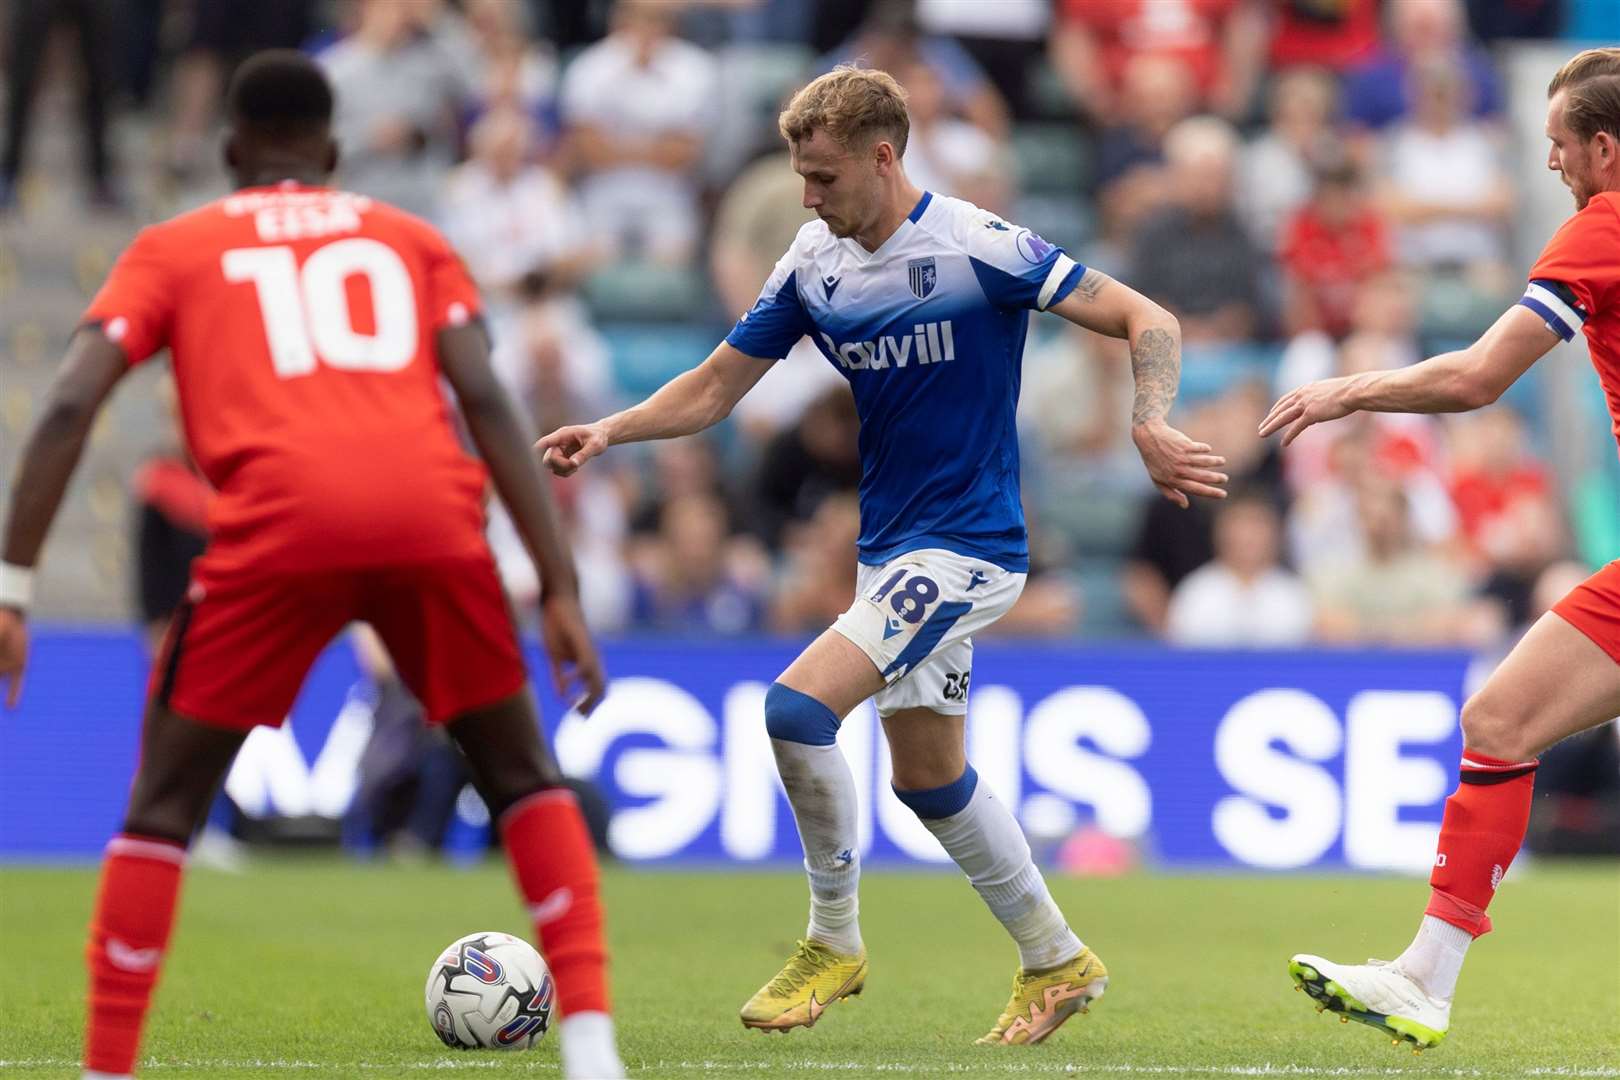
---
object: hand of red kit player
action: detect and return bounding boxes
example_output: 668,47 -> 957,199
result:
536,423 -> 608,478
0,607 -> 27,708
541,592 -> 606,716
1259,375 -> 1360,446
1132,420 -> 1228,509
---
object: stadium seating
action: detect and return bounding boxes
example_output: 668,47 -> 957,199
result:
599,322 -> 725,399
1010,123 -> 1092,193
582,261 -> 715,325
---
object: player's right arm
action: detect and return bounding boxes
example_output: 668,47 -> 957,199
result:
1,221 -> 170,708
0,330 -> 129,707
540,242 -> 810,476
1259,306 -> 1558,445
538,342 -> 774,476
1263,199 -> 1620,444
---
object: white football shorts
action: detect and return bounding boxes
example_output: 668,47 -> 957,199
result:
831,547 -> 1025,716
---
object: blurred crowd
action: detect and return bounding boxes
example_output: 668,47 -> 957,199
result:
3,0 -> 1611,652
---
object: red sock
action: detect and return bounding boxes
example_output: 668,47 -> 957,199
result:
501,789 -> 610,1017
1427,752 -> 1539,938
84,835 -> 187,1075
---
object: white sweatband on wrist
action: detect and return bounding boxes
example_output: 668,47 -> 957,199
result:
0,562 -> 34,611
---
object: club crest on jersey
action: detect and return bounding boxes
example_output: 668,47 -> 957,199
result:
908,257 -> 937,300
1015,229 -> 1055,265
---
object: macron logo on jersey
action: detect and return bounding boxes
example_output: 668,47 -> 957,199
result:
818,319 -> 956,372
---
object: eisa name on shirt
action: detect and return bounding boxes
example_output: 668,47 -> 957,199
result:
222,189 -> 373,243
817,318 -> 956,372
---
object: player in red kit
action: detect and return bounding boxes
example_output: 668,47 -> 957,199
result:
0,52 -> 624,1080
1258,47 -> 1620,1051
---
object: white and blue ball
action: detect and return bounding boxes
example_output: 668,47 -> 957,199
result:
425,931 -> 554,1050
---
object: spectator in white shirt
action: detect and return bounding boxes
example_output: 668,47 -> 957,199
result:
440,107 -> 611,425
1238,65 -> 1339,253
560,0 -> 719,264
1167,492 -> 1313,647
895,58 -> 1010,213
441,107 -> 597,303
319,0 -> 469,219
1379,55 -> 1513,286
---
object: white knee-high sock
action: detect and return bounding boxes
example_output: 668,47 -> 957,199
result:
907,773 -> 1082,971
772,738 -> 863,955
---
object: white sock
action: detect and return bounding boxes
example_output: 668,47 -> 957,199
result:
559,1011 -> 624,1080
1394,914 -> 1472,1003
772,738 -> 863,955
916,778 -> 1082,971
83,1073 -> 132,1080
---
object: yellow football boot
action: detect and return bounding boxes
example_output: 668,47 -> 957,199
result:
739,939 -> 867,1032
975,947 -> 1108,1045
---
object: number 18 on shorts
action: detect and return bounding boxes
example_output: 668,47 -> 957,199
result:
832,549 -> 1025,716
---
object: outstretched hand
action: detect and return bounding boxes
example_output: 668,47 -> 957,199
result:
540,592 -> 606,716
1259,375 -> 1359,446
1133,420 -> 1228,509
536,422 -> 608,478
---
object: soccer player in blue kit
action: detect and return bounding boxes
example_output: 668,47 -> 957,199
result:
539,67 -> 1229,1045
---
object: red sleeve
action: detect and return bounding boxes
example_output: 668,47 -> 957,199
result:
419,224 -> 484,332
81,227 -> 177,366
1528,195 -> 1620,318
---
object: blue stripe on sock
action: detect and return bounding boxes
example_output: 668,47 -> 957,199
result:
893,763 -> 979,820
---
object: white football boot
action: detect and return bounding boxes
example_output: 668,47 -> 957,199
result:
1288,954 -> 1450,1052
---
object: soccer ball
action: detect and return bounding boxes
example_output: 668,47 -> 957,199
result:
425,931 -> 554,1050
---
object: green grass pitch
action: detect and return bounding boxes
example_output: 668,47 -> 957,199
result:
1,857 -> 1615,1078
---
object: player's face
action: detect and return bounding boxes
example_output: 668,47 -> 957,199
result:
1547,90 -> 1596,210
791,130 -> 879,239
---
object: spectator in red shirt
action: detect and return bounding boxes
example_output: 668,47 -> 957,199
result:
1279,148 -> 1391,338
1049,0 -> 1267,122
1267,0 -> 1382,72
1447,407 -> 1561,570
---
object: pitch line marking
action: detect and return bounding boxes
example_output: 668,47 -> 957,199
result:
0,1061 -> 1616,1077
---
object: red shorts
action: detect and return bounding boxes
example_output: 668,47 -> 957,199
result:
151,553 -> 527,730
1553,560 -> 1620,667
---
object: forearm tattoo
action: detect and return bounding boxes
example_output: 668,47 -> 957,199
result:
1130,327 -> 1179,426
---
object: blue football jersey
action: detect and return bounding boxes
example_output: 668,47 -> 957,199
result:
726,191 -> 1085,572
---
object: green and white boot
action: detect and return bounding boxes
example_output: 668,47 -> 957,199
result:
1289,954 -> 1450,1052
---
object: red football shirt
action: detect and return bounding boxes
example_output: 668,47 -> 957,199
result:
1057,0 -> 1240,98
1268,0 -> 1381,71
83,182 -> 491,577
1279,203 -> 1391,337
1521,191 -> 1620,461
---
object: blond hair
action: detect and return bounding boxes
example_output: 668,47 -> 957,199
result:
778,65 -> 910,154
1549,47 -> 1620,142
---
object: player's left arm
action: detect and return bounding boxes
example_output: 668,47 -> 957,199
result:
0,329 -> 128,707
1048,269 -> 1229,508
1258,305 -> 1558,446
438,320 -> 605,714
